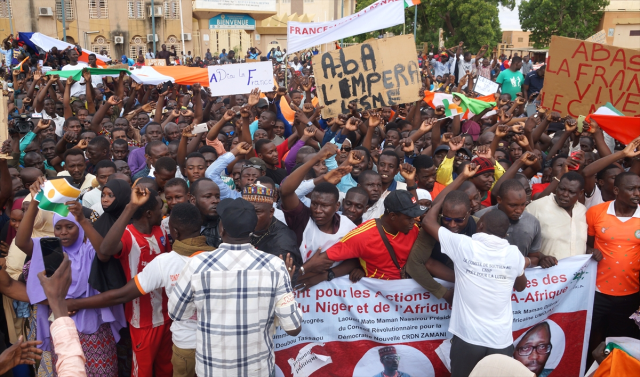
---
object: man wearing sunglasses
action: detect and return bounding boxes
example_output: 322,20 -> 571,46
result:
407,164 -> 480,305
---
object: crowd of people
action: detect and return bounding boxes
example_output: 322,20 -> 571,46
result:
0,32 -> 637,377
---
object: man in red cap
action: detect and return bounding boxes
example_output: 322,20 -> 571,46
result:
374,346 -> 411,377
469,157 -> 497,207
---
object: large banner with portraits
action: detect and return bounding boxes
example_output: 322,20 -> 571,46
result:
274,255 -> 596,377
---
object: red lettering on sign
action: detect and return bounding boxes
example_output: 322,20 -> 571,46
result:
592,66 -> 608,87
567,99 -> 582,118
608,89 -> 626,107
626,73 -> 640,93
576,63 -> 592,81
623,93 -> 640,114
546,57 -> 557,74
609,70 -> 626,90
629,55 -> 640,72
595,86 -> 603,104
551,94 -> 564,113
574,81 -> 591,100
591,44 -> 610,62
557,59 -> 571,77
571,42 -> 589,60
610,49 -> 627,69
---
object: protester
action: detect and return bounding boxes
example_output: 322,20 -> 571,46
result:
0,29 -> 638,377
168,198 -> 302,376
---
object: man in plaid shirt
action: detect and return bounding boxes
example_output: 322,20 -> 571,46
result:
168,197 -> 303,377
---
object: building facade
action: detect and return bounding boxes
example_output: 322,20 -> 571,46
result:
596,0 -> 639,49
0,0 -> 355,61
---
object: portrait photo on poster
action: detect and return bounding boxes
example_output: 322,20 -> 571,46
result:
352,344 -> 434,377
513,319 -> 566,377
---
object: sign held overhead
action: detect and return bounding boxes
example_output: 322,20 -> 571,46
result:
313,35 -> 421,118
540,35 -> 640,117
207,61 -> 274,96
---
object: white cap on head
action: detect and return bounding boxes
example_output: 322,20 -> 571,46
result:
416,189 -> 432,201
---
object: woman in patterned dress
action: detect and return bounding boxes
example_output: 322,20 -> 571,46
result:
16,178 -> 126,376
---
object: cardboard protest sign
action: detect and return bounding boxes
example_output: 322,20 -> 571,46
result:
313,35 -> 421,118
473,76 -> 500,96
274,255 -> 596,377
145,59 -> 166,66
540,35 -> 640,117
207,61 -> 274,96
585,30 -> 607,44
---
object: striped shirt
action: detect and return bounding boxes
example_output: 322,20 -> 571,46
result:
168,243 -> 302,377
116,224 -> 170,328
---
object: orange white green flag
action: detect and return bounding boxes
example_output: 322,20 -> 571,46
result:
404,0 -> 421,7
34,178 -> 81,217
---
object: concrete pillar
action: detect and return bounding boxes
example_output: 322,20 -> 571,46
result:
198,18 -> 210,61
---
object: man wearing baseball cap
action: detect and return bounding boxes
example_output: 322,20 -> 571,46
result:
303,190 -> 425,281
169,198 -> 302,376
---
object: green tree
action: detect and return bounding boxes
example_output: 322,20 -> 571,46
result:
346,0 -> 511,52
519,0 -> 609,48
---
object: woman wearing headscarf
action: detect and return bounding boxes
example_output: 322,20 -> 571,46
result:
15,177 -> 126,376
89,179 -> 130,292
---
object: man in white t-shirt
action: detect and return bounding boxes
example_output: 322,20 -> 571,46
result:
66,203 -> 214,377
422,163 -> 528,377
61,49 -> 101,98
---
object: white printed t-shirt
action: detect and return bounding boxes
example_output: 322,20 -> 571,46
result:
134,250 -> 201,349
438,228 -> 525,349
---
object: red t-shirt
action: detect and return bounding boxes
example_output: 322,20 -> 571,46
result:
326,219 -> 420,280
115,224 -> 170,328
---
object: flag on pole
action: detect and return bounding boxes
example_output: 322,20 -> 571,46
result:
34,178 -> 81,217
404,0 -> 421,7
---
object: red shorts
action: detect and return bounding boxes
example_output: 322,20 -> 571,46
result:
130,322 -> 173,377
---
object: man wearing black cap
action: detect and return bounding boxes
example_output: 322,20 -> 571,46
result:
304,190 -> 424,280
169,197 -> 302,377
435,135 -> 471,186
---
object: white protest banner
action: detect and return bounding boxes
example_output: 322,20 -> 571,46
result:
473,76 -> 500,96
313,35 -> 421,118
274,255 -> 596,377
207,61 -> 274,96
286,0 -> 405,55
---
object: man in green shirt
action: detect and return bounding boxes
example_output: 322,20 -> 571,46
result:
496,56 -> 524,100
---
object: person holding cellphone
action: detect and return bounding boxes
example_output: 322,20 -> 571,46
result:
14,176 -> 126,376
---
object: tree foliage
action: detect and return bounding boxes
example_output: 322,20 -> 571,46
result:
345,0 -> 512,52
519,0 -> 609,48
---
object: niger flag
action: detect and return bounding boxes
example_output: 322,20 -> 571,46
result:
588,114 -> 640,145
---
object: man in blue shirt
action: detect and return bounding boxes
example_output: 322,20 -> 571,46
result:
523,65 -> 545,102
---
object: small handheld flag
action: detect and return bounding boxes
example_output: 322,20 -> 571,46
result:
34,178 -> 81,217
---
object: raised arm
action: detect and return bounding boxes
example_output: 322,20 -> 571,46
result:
280,143 -> 339,211
99,186 -> 151,261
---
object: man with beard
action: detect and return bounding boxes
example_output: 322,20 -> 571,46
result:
190,178 -> 222,247
407,165 -> 480,304
373,346 -> 411,377
475,179 -> 541,265
513,322 -> 553,376
341,187 -> 369,226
